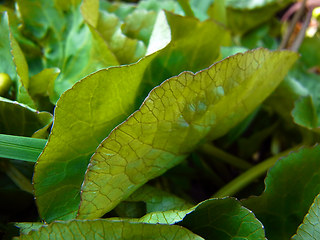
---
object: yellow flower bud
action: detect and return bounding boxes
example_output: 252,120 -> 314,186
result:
0,73 -> 12,96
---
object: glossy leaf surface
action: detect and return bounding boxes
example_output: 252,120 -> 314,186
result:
78,49 -> 297,219
180,198 -> 266,240
33,12 -> 229,222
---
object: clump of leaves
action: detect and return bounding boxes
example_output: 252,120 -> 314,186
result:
1,0 -> 320,239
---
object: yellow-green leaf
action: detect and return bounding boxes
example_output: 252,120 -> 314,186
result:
78,48 -> 298,219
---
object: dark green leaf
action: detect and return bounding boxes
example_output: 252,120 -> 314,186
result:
0,97 -> 52,136
180,198 -> 266,240
243,146 -> 320,240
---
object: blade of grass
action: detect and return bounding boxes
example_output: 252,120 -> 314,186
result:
0,134 -> 46,162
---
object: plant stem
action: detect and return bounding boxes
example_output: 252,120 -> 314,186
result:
0,161 -> 33,194
199,143 -> 252,170
290,8 -> 313,52
212,145 -> 302,198
279,0 -> 307,50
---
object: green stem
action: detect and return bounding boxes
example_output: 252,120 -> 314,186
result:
177,0 -> 195,17
212,146 -> 302,198
199,143 -> 252,170
0,161 -> 33,194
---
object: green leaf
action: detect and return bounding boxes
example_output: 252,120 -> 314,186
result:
242,146 -> 320,240
0,12 -> 16,83
121,9 -> 157,46
177,0 -> 195,17
292,193 -> 320,240
139,209 -> 193,225
34,12 -> 230,222
289,66 -> 320,132
222,0 -> 293,34
78,49 -> 298,219
0,11 -> 34,107
16,0 -> 119,102
15,222 -> 44,235
137,0 -> 184,15
292,96 -> 319,131
28,68 -> 60,110
135,197 -> 265,239
125,185 -> 192,213
93,10 -> 146,64
0,134 -> 46,162
300,36 -> 320,69
179,198 -> 266,240
115,185 -> 192,218
207,0 -> 226,25
0,97 -> 52,136
17,219 -> 203,240
190,0 -> 214,21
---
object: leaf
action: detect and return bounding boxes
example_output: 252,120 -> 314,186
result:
28,68 -> 60,111
0,97 -> 52,136
125,185 -> 192,213
16,219 -> 203,240
290,66 -> 320,132
0,12 -> 16,83
220,0 -> 293,34
189,0 -> 214,21
16,0 -> 119,102
34,12 -> 230,222
78,49 -> 298,219
15,222 -> 44,235
292,193 -> 320,240
131,197 -> 265,239
115,185 -> 192,218
300,36 -> 320,69
137,0 -> 184,15
121,9 -> 157,46
0,134 -> 46,162
242,146 -> 320,240
93,10 -> 147,65
179,198 -> 266,240
292,96 -> 319,131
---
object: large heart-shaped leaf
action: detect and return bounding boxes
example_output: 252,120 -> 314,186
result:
33,12 -> 230,222
78,48 -> 297,219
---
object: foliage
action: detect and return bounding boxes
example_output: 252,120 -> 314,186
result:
0,0 -> 320,239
